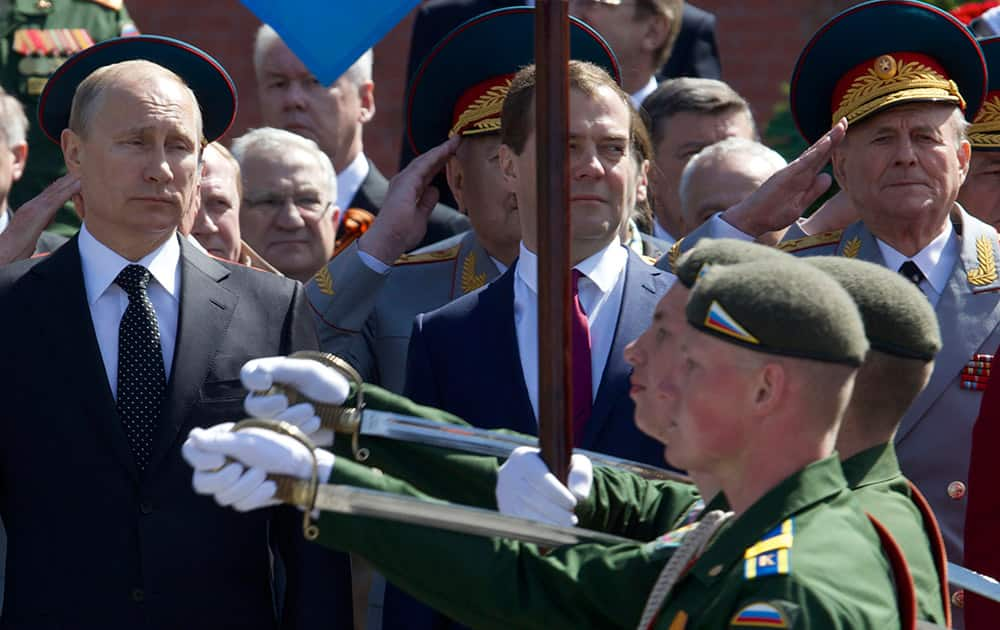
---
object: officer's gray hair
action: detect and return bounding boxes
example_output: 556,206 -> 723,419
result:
68,60 -> 203,145
679,138 -> 786,220
229,126 -> 337,204
0,87 -> 27,147
253,24 -> 373,86
949,107 -> 971,150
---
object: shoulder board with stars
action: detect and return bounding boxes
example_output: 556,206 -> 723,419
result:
743,518 -> 794,580
394,243 -> 461,266
776,230 -> 843,254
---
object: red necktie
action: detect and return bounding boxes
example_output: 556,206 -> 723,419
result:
571,269 -> 593,446
964,350 -> 999,628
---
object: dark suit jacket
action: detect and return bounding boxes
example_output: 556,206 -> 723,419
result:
392,249 -> 670,630
657,4 -> 722,81
348,160 -> 470,250
0,236 -> 351,629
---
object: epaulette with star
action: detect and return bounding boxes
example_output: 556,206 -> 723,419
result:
394,243 -> 461,266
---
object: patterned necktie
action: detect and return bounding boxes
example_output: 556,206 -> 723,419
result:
898,261 -> 925,287
114,264 -> 166,470
571,269 -> 593,446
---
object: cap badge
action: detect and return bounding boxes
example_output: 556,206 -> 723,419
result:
704,301 -> 760,345
874,55 -> 897,80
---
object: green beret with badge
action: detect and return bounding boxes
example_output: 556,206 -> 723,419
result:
674,238 -> 792,289
685,259 -> 869,366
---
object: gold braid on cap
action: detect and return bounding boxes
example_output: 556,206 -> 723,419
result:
970,95 -> 1000,147
449,81 -> 510,138
832,56 -> 964,126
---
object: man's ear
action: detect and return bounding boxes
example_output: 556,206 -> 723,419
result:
499,143 -> 518,189
61,128 -> 83,176
358,80 -> 375,124
10,142 -> 27,182
640,12 -> 671,63
445,156 -> 465,212
635,158 -> 650,205
830,144 -> 849,191
751,362 -> 786,417
957,139 -> 972,185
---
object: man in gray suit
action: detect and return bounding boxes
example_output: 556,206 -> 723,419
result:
665,2 -> 994,618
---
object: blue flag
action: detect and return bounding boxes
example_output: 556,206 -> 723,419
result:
241,0 -> 421,85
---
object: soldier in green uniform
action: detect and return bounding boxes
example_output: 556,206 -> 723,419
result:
2,0 -> 136,235
185,256 -> 916,629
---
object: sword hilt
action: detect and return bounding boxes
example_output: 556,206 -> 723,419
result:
222,419 -> 323,541
257,350 -> 365,434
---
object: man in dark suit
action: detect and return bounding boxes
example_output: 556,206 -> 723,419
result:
405,60 -> 672,469
253,25 -> 468,250
0,35 -> 351,628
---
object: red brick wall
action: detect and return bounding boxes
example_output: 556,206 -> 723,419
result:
126,1 -> 856,177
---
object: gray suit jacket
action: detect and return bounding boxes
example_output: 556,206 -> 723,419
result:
306,230 -> 501,393
668,209 -> 1000,570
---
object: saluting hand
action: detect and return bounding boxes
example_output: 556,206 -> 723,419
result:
358,135 -> 461,265
721,118 -> 848,237
0,173 -> 80,264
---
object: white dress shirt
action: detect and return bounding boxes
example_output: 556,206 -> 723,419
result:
631,75 -> 659,110
0,207 -> 9,235
336,151 -> 370,213
876,221 -> 957,307
78,224 -> 181,398
514,239 -> 628,421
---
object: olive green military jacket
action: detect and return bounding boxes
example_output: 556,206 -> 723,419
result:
318,394 -> 901,630
843,443 -> 948,626
2,0 -> 135,233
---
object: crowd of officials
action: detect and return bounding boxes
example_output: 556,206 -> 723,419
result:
1,0 -> 1000,628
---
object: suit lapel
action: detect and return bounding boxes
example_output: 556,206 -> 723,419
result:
147,239 -> 237,473
480,264 -> 536,434
896,212 -> 1000,443
27,238 -> 140,481
349,161 -> 388,214
582,251 -> 663,449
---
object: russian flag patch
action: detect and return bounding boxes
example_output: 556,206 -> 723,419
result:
730,602 -> 788,627
703,301 -> 760,345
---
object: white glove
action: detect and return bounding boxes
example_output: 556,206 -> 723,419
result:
182,423 -> 335,512
241,356 -> 351,447
495,446 -> 593,527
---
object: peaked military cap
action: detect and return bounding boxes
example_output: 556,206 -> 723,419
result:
970,36 -> 1000,150
685,260 -> 868,366
791,0 -> 986,143
674,239 -> 792,289
39,35 -> 237,143
805,257 -> 941,361
406,6 -> 620,155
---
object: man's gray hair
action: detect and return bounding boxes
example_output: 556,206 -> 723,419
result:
230,126 -> 337,204
0,87 -> 27,147
679,137 -> 786,205
253,24 -> 372,86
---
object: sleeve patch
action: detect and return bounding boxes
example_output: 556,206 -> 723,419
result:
730,602 -> 789,627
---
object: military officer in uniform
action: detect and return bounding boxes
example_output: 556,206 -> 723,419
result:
306,8 -> 622,394
186,257 -> 914,629
666,6 -> 997,617
3,0 -> 137,236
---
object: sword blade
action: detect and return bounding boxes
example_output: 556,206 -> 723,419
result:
948,562 -> 1000,603
360,409 -> 690,483
312,483 -> 634,547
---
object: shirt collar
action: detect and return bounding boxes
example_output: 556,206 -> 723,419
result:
0,208 -> 9,235
630,75 -> 658,109
516,238 -> 628,295
78,223 -> 181,307
335,151 -> 370,212
875,220 -> 956,295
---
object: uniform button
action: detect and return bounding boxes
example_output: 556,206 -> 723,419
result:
130,587 -> 145,603
952,589 -> 965,608
35,0 -> 52,9
139,501 -> 153,515
948,481 -> 967,500
708,565 -> 723,577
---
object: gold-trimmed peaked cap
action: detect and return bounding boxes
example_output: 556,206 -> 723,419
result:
685,260 -> 868,367
971,36 -> 1000,150
405,6 -> 620,155
790,0 -> 986,143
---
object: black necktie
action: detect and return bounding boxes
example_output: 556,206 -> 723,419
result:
898,261 -> 926,288
115,264 -> 166,470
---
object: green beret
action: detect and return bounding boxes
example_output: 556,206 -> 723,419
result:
804,257 -> 941,361
674,239 -> 793,289
685,260 -> 868,366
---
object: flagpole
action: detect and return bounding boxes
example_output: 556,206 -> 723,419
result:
534,0 -> 572,483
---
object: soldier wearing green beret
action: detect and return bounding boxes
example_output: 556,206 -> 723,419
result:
185,257 -> 914,629
2,0 -> 137,236
806,256 -> 948,627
